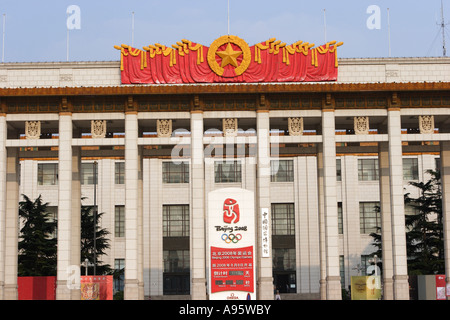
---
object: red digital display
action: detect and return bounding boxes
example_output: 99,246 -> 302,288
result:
210,246 -> 254,294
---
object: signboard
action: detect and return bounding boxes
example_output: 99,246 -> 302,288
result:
80,275 -> 113,300
435,275 -> 446,300
208,188 -> 255,300
261,208 -> 270,258
351,276 -> 381,300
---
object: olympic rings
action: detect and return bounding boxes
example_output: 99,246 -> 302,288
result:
221,233 -> 242,244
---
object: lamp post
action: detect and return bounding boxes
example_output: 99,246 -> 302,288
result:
93,161 -> 97,276
82,258 -> 93,276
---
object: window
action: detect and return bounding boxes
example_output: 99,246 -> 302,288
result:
270,160 -> 294,182
272,248 -> 296,271
163,161 -> 189,183
115,162 -> 125,184
338,202 -> 343,234
163,250 -> 190,273
272,248 -> 297,293
403,158 -> 418,180
81,163 -> 98,185
214,160 -> 241,183
163,205 -> 190,237
114,259 -> 125,292
436,158 -> 441,172
38,163 -> 58,185
115,206 -> 125,237
46,206 -> 58,239
271,203 -> 295,236
359,202 -> 381,234
339,255 -> 345,288
163,250 -> 190,295
358,159 -> 379,181
336,159 -> 342,181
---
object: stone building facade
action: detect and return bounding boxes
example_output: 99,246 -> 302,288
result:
0,56 -> 449,300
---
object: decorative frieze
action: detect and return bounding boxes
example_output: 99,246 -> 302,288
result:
288,117 -> 303,136
223,118 -> 238,137
157,119 -> 172,137
91,120 -> 107,138
25,121 -> 41,139
354,116 -> 369,135
419,115 -> 434,134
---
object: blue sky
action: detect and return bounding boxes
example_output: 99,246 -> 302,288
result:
0,0 -> 449,62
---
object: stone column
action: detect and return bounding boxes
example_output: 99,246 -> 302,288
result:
387,109 -> 409,300
321,110 -> 342,300
56,113 -> 73,300
440,141 -> 450,297
256,110 -> 274,300
70,146 -> 81,300
316,146 -> 327,300
0,114 -> 6,299
190,110 -> 207,300
124,111 -> 143,300
378,142 -> 394,300
4,147 -> 19,300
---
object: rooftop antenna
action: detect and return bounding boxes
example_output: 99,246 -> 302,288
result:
2,14 -> 5,63
387,8 -> 391,57
227,0 -> 230,35
440,0 -> 447,56
132,12 -> 135,47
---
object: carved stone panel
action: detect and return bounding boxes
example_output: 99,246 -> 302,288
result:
419,115 -> 434,134
157,119 -> 172,137
288,117 -> 303,136
25,121 -> 41,139
354,116 -> 369,135
223,118 -> 238,137
91,120 -> 107,138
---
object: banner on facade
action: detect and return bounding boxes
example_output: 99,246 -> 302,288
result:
208,188 -> 256,300
116,35 -> 342,84
18,276 -> 56,300
80,275 -> 113,300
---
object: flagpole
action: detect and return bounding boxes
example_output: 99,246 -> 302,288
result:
227,0 -> 230,35
2,14 -> 5,63
387,8 -> 391,57
132,12 -> 135,47
66,9 -> 70,62
67,27 -> 69,61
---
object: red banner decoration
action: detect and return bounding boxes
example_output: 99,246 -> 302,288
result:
80,275 -> 113,300
115,35 -> 343,84
18,276 -> 56,300
210,246 -> 254,294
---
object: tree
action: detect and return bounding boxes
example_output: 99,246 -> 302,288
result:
80,201 -> 112,275
370,170 -> 444,276
404,170 -> 444,275
18,195 -> 57,277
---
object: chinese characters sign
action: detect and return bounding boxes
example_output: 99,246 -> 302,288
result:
261,208 -> 270,258
210,246 -> 254,294
208,188 -> 255,300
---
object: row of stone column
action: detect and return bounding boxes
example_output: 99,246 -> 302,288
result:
0,108 -> 446,300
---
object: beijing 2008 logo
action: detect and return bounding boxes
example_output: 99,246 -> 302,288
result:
223,198 -> 239,224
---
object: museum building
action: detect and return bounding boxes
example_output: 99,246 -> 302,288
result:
0,35 -> 449,300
